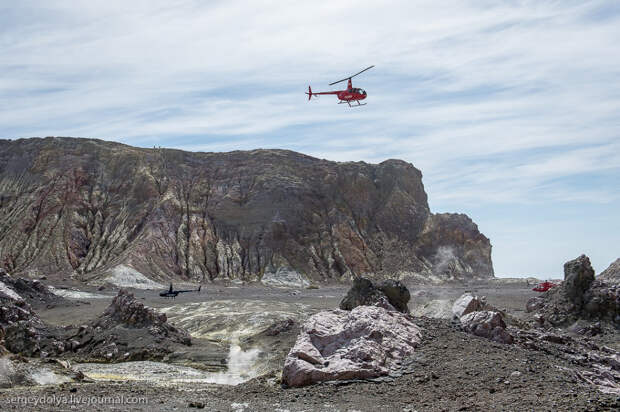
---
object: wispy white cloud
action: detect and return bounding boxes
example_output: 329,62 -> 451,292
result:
1,0 -> 619,276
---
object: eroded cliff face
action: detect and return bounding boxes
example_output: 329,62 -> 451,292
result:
0,137 -> 493,283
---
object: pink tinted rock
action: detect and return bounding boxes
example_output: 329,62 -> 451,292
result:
452,293 -> 482,318
282,305 -> 421,387
460,311 -> 513,344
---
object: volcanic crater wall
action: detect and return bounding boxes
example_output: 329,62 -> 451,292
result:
0,137 -> 493,283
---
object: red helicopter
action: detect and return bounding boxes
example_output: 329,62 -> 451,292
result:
532,280 -> 558,292
306,66 -> 374,107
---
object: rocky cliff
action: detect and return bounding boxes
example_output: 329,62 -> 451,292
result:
0,137 -> 493,284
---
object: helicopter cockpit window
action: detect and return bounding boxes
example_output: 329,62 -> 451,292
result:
359,89 -> 366,95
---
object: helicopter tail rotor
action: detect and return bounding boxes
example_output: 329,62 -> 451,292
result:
306,86 -> 312,100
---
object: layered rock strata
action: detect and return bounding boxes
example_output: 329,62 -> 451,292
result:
0,137 -> 493,284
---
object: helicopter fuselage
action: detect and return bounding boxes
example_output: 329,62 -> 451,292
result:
337,88 -> 367,102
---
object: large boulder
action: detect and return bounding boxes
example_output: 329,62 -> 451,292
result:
340,278 -> 391,311
452,293 -> 483,318
339,277 -> 410,313
460,311 -> 513,344
452,292 -> 514,344
563,254 -> 595,309
377,279 -> 411,313
282,306 -> 421,387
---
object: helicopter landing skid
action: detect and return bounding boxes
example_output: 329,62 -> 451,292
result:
339,100 -> 366,107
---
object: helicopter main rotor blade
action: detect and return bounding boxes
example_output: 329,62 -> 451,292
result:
350,65 -> 375,78
329,65 -> 374,86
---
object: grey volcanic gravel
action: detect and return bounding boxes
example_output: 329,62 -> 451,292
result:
1,316 -> 618,411
1,281 -> 618,411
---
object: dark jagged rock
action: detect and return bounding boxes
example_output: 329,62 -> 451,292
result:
40,290 -> 193,362
3,322 -> 44,355
340,278 -> 388,310
0,268 -> 78,356
529,255 -> 620,327
339,277 -> 410,313
376,279 -> 410,313
80,289 -> 192,359
582,281 -> 620,323
564,254 -> 595,310
0,276 -> 67,357
98,289 -> 170,329
0,137 -> 493,284
0,269 -> 71,309
1,287 -> 191,360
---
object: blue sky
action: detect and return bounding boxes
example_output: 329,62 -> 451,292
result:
1,1 -> 619,277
